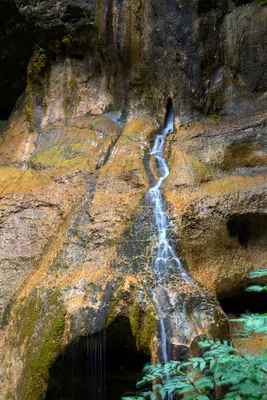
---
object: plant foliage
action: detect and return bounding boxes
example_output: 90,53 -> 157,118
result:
122,340 -> 267,400
123,269 -> 267,400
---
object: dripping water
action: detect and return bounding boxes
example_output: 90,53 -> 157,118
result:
70,332 -> 106,400
148,99 -> 194,398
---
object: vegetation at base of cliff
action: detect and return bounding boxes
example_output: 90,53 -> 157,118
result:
16,289 -> 67,400
123,339 -> 267,400
123,269 -> 267,400
129,302 -> 157,354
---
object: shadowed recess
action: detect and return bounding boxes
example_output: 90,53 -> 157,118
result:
45,316 -> 149,400
0,0 -> 32,120
220,292 -> 267,316
227,213 -> 267,249
197,0 -> 219,14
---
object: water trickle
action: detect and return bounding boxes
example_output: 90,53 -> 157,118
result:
148,99 -> 194,396
71,332 -> 106,400
45,318 -> 149,400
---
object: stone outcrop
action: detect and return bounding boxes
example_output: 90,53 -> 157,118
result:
165,109 -> 267,297
0,103 -> 228,398
0,0 -> 267,398
0,98 -> 266,399
2,0 -> 267,121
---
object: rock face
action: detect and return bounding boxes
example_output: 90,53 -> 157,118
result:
0,0 -> 267,399
2,0 -> 267,121
165,109 -> 267,297
0,104 -> 228,399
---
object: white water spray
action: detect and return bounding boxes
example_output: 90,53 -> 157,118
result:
149,101 -> 193,396
149,104 -> 192,287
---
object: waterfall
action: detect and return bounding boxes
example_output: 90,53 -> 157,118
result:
149,101 -> 193,287
148,100 -> 194,397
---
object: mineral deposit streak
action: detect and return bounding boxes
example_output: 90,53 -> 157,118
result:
149,101 -> 193,398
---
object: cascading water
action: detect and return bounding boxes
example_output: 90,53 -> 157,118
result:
148,100 -> 194,395
149,102 -> 192,287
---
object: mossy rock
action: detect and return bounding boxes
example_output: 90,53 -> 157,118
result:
24,49 -> 48,131
0,299 -> 14,329
16,288 -> 67,400
129,301 -> 157,354
106,296 -> 121,326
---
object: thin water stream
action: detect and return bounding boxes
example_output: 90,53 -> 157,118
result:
148,101 -> 194,396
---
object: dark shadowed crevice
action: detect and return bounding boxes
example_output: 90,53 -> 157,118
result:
164,97 -> 173,126
220,292 -> 267,316
227,213 -> 267,249
0,0 -> 32,120
166,97 -> 173,114
197,0 -> 218,14
45,316 -> 149,400
233,0 -> 254,6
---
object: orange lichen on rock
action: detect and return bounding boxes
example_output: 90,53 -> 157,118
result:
166,149 -> 214,188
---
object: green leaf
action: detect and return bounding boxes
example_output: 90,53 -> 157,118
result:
200,361 -> 206,372
246,285 -> 264,292
179,383 -> 195,394
183,394 -> 198,400
249,269 -> 267,278
210,359 -> 216,371
195,377 -> 214,390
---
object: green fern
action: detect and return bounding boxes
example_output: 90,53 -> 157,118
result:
123,340 -> 267,399
123,269 -> 267,400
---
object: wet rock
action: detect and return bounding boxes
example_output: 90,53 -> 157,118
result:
165,109 -> 267,297
0,0 -> 267,397
0,103 -> 266,398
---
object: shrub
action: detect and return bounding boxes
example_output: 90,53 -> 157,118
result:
123,269 -> 267,400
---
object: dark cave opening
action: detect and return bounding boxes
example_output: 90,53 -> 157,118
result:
227,213 -> 267,249
45,316 -> 149,400
0,99 -> 20,121
220,292 -> 267,316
